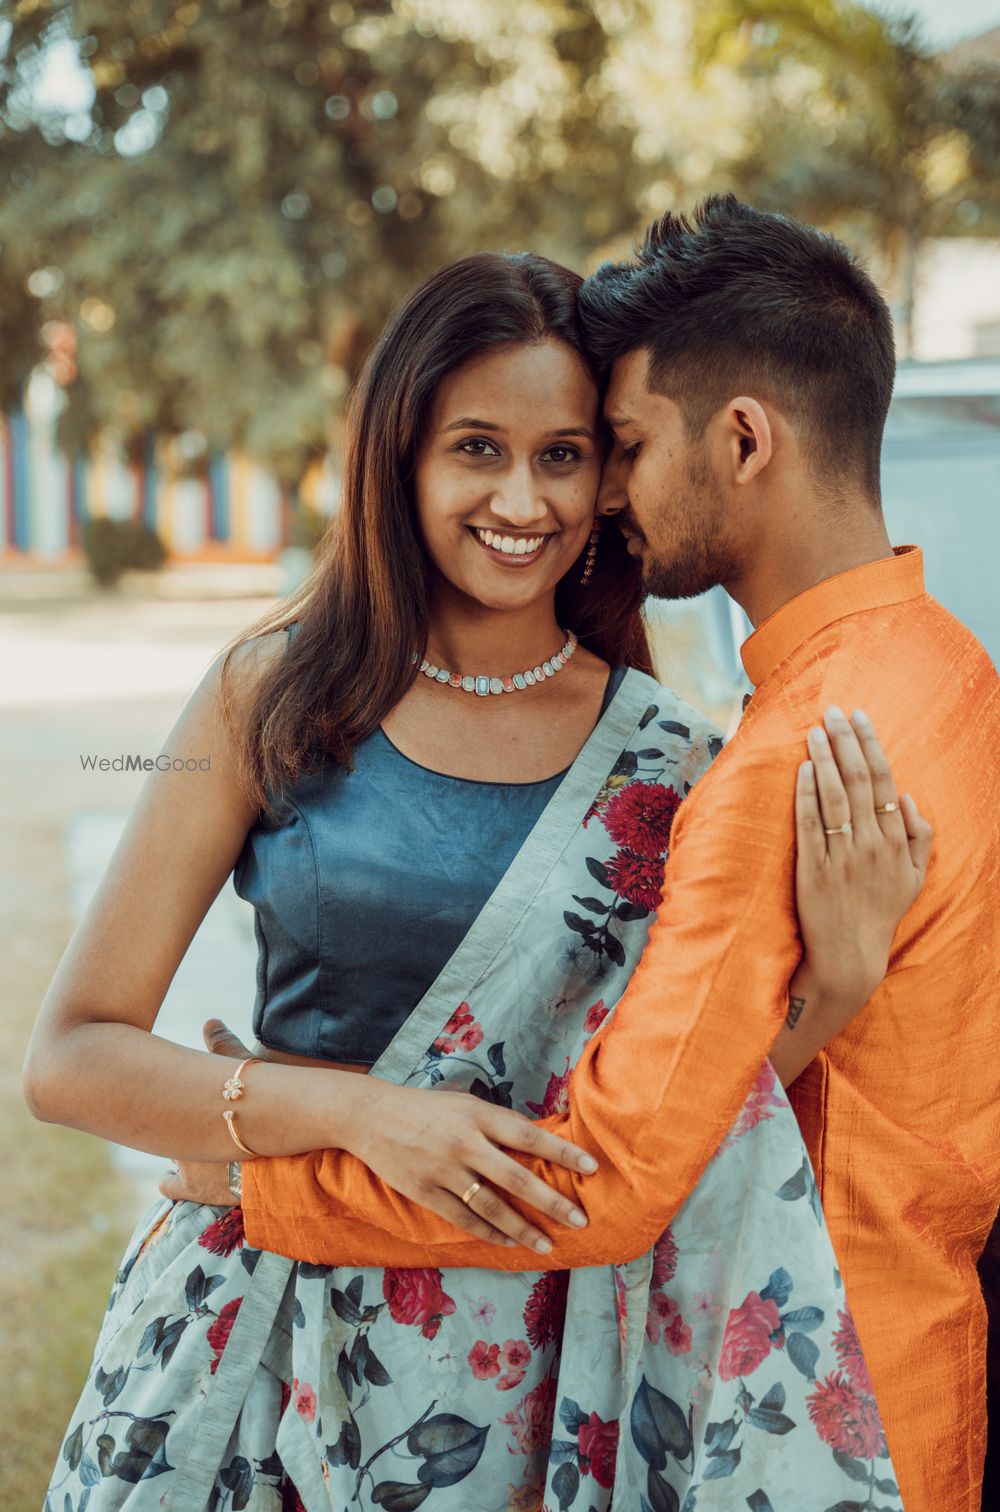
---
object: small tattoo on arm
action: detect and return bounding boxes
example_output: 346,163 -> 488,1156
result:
786,994 -> 806,1030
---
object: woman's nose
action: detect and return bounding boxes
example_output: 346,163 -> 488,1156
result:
488,466 -> 548,526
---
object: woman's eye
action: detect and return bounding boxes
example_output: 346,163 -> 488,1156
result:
543,445 -> 581,465
457,438 -> 500,457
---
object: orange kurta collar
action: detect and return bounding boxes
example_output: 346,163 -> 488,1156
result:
741,545 -> 925,688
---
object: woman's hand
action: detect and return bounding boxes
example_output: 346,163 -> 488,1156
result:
160,1021 -> 598,1252
770,705 -> 933,1087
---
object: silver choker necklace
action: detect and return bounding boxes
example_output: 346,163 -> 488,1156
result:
412,630 -> 579,696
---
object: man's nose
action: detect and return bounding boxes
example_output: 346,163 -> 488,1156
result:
596,445 -> 630,517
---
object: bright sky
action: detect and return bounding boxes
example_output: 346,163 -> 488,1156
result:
874,0 -> 1000,45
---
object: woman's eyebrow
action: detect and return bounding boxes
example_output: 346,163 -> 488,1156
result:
441,418 -> 595,440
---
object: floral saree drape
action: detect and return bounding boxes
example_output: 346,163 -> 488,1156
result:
45,668 -> 903,1512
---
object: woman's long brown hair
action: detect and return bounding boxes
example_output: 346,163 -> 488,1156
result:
221,250 -> 652,819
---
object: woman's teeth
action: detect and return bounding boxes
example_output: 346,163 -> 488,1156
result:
474,527 -> 547,557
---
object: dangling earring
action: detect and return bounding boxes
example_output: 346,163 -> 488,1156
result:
580,517 -> 602,585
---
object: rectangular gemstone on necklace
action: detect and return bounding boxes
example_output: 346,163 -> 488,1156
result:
475,675 -> 490,697
489,677 -> 504,695
462,675 -> 476,693
524,670 -> 536,686
449,673 -> 463,687
501,676 -> 516,693
513,673 -> 527,690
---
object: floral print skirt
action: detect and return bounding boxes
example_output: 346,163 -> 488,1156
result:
44,1074 -> 905,1512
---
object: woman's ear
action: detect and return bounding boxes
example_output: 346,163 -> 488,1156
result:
726,396 -> 772,484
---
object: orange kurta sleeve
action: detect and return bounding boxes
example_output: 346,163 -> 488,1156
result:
242,732 -> 805,1268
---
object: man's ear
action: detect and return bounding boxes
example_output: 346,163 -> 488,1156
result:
725,396 -> 772,484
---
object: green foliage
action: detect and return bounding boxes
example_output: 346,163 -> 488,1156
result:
82,514 -> 167,586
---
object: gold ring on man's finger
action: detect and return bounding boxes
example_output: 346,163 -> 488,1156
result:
460,1180 -> 482,1207
824,821 -> 853,836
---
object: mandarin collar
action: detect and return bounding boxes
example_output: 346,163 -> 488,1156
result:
740,545 -> 925,689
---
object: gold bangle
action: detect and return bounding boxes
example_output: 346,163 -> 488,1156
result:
223,1110 -> 259,1157
221,1056 -> 263,1156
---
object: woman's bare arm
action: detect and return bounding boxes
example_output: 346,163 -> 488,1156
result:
22,631 -> 596,1249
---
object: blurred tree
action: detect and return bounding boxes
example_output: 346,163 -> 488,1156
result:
694,0 -> 1000,354
0,0 -> 661,486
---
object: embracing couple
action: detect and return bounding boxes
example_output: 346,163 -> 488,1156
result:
29,195 -> 998,1512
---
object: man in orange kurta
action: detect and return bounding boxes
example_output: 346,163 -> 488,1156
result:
244,201 -> 1000,1509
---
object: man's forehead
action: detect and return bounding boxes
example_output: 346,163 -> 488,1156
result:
604,348 -> 654,424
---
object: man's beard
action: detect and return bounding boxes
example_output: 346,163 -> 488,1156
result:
640,454 -> 738,602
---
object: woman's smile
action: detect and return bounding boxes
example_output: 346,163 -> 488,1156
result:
468,524 -> 557,566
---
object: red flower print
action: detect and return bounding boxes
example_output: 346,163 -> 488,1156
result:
497,1338 -> 532,1391
526,1058 -> 572,1117
832,1307 -> 877,1398
583,999 -> 610,1037
197,1208 -> 245,1257
499,1373 -> 557,1455
604,848 -> 665,911
433,1003 -> 484,1055
206,1296 -> 243,1375
523,1272 -> 569,1350
600,781 -> 680,858
651,1228 -> 678,1287
718,1290 -> 782,1381
577,1412 -> 620,1489
602,786 -> 677,858
382,1267 -> 456,1340
664,1313 -> 693,1355
469,1340 -> 501,1379
807,1371 -> 887,1460
292,1378 -> 317,1423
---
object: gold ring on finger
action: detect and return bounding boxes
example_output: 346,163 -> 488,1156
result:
823,821 -> 853,836
874,802 -> 898,815
460,1180 -> 482,1207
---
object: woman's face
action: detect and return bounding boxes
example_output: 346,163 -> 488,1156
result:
414,337 -> 602,613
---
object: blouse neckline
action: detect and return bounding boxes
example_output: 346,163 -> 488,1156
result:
375,664 -> 623,789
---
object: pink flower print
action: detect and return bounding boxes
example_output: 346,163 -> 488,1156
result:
646,1290 -> 678,1343
832,1307 -> 877,1398
651,1228 -> 678,1286
614,1270 -> 628,1355
470,1296 -> 496,1329
726,1060 -> 785,1144
432,1002 -> 483,1055
807,1372 -> 887,1460
292,1378 -> 317,1423
583,999 -> 609,1038
664,1313 -> 693,1355
497,1338 -> 532,1391
499,1373 -> 557,1455
718,1290 -> 782,1380
526,1058 -> 571,1117
692,1291 -> 721,1321
469,1340 -> 501,1380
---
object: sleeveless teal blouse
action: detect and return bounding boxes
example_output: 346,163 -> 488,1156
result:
232,624 -> 627,1065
